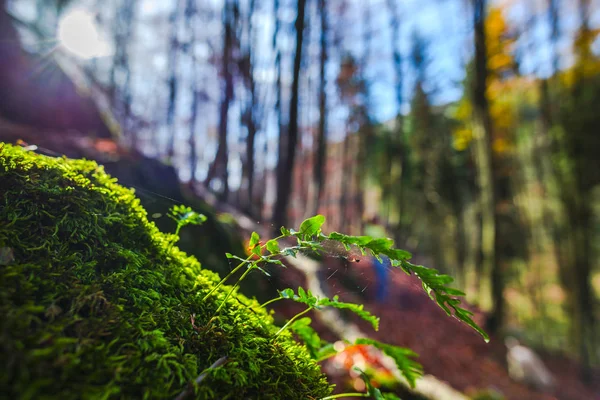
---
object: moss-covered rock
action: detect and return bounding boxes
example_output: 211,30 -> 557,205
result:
0,143 -> 332,399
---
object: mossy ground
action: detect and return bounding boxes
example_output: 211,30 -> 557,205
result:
0,143 -> 332,399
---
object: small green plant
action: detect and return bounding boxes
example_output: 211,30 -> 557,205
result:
173,210 -> 488,398
168,205 -> 207,237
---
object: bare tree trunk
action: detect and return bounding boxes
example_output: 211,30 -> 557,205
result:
240,0 -> 257,216
165,0 -> 183,161
186,0 -> 199,183
273,0 -> 306,230
312,0 -> 328,215
206,0 -> 236,201
386,0 -> 407,233
353,1 -> 373,232
270,0 -> 284,221
472,0 -> 503,334
109,0 -> 137,147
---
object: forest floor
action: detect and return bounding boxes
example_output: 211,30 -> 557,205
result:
268,255 -> 600,400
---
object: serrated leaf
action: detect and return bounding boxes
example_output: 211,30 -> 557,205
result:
319,298 -> 380,331
298,215 -> 326,239
381,247 -> 412,261
365,237 -> 394,253
328,232 -> 373,246
355,338 -> 422,388
400,260 -> 489,342
266,239 -> 280,254
444,287 -> 466,296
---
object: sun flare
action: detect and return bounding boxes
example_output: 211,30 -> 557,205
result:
57,9 -> 112,60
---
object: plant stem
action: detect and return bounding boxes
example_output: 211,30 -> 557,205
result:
260,296 -> 283,309
202,255 -> 253,302
320,393 -> 370,399
275,306 -> 312,336
215,265 -> 255,314
206,234 -> 287,311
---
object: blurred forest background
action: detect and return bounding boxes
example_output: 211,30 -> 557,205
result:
1,0 -> 600,396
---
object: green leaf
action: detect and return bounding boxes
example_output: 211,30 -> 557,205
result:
327,232 -> 373,246
280,288 -> 380,330
289,317 -> 326,359
298,215 -> 326,239
249,232 -> 260,248
265,258 -> 286,268
364,237 -> 395,253
298,286 -> 307,299
282,247 -> 299,257
380,247 -> 412,261
167,205 -> 207,227
398,260 -> 489,342
355,338 -> 423,388
279,288 -> 296,299
355,369 -> 385,399
266,239 -> 280,254
315,343 -> 338,361
225,253 -> 249,264
319,297 -> 380,331
280,227 -> 291,236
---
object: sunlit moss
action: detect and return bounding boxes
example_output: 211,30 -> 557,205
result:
0,143 -> 332,399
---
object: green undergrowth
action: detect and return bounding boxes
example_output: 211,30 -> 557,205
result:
0,143 -> 331,399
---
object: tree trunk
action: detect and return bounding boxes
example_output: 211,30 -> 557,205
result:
206,0 -> 235,201
164,0 -> 183,161
472,0 -> 503,334
186,0 -> 199,183
240,0 -> 257,216
386,0 -> 407,233
313,0 -> 328,215
273,0 -> 306,230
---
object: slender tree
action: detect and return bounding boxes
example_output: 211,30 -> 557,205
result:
471,0 -> 504,334
312,0 -> 328,214
109,0 -> 137,146
186,0 -> 199,183
164,0 -> 184,161
205,0 -> 237,201
273,0 -> 306,230
385,0 -> 408,234
240,0 -> 258,216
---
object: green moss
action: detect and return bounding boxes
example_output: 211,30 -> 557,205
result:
0,143 -> 332,399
